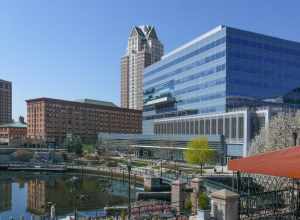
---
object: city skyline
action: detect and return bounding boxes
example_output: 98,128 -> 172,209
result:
1,1 -> 300,119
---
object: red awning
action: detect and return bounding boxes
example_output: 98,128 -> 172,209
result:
228,146 -> 300,179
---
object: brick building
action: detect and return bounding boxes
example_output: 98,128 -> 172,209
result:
0,122 -> 27,146
0,79 -> 12,124
26,98 -> 142,145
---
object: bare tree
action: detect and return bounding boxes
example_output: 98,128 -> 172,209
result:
249,111 -> 300,155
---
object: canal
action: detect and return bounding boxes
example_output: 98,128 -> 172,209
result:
0,171 -> 142,219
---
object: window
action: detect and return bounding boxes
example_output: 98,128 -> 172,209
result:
205,120 -> 210,135
195,120 -> 199,134
200,120 -> 204,135
231,117 -> 237,139
211,119 -> 217,135
218,118 -> 223,135
225,118 -> 230,138
190,121 -> 194,135
238,117 -> 244,139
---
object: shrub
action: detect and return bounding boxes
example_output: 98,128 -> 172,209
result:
14,149 -> 34,162
198,192 -> 209,210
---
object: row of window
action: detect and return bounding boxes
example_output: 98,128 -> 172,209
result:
228,36 -> 300,57
144,50 -> 226,87
174,77 -> 226,96
145,37 -> 226,78
145,64 -> 226,96
177,91 -> 226,106
229,50 -> 300,69
154,116 -> 244,139
143,104 -> 225,121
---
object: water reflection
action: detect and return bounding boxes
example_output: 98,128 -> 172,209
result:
0,182 -> 12,212
0,172 -> 139,219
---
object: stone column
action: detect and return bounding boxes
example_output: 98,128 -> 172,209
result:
171,180 -> 186,213
210,189 -> 239,220
190,178 -> 204,214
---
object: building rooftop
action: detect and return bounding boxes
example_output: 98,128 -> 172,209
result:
162,24 -> 300,60
0,122 -> 27,128
75,99 -> 117,107
26,97 -> 141,112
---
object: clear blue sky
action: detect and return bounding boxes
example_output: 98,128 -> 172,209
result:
1,0 -> 300,120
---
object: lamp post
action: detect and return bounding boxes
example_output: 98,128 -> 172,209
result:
292,132 -> 298,146
160,160 -> 163,178
127,159 -> 132,220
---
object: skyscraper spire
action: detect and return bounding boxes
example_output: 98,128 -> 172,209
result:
121,25 -> 163,110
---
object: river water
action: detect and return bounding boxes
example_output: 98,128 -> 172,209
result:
0,172 -> 141,219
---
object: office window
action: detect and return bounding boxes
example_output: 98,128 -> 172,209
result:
218,118 -> 223,135
231,118 -> 237,139
174,121 -> 178,134
238,117 -> 244,139
195,120 -> 199,134
182,121 -> 186,135
205,119 -> 210,135
178,121 -> 182,134
200,120 -> 204,135
211,119 -> 217,135
190,121 -> 194,135
225,118 -> 230,138
186,121 -> 190,135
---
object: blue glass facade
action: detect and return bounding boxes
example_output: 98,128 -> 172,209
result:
143,25 -> 300,134
226,27 -> 300,106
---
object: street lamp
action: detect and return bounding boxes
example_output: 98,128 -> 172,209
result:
160,159 -> 163,178
292,132 -> 298,146
127,159 -> 132,220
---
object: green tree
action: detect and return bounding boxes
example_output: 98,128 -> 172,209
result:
198,192 -> 209,210
64,135 -> 83,156
184,137 -> 215,175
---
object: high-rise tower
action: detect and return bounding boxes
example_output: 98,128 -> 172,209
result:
0,79 -> 12,124
121,25 -> 163,110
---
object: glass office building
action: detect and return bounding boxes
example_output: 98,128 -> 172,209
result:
143,25 -> 300,133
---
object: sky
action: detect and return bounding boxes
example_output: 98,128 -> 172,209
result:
1,0 -> 300,120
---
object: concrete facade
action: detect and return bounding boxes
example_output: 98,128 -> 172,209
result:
121,25 -> 163,110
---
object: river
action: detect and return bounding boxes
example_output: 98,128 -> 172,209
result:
0,171 -> 142,219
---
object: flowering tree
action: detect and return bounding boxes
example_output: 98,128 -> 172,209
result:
249,111 -> 300,155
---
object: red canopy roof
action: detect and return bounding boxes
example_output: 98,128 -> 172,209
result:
228,146 -> 300,179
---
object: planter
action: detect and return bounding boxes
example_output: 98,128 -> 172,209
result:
197,209 -> 210,220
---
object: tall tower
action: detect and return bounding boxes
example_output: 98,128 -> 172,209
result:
0,79 -> 12,124
121,25 -> 163,110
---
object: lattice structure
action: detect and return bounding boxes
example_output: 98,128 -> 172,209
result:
232,172 -> 300,220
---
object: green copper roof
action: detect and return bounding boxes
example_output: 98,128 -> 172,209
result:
75,99 -> 117,107
0,122 -> 27,128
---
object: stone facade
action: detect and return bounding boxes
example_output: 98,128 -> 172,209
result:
210,189 -> 239,220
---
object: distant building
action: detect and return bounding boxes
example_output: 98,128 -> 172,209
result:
0,121 -> 27,146
121,25 -> 163,110
26,98 -> 142,145
0,79 -> 12,124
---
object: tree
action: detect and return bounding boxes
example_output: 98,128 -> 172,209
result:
198,192 -> 209,210
184,137 -> 215,175
14,149 -> 34,162
64,135 -> 83,156
249,111 -> 300,155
